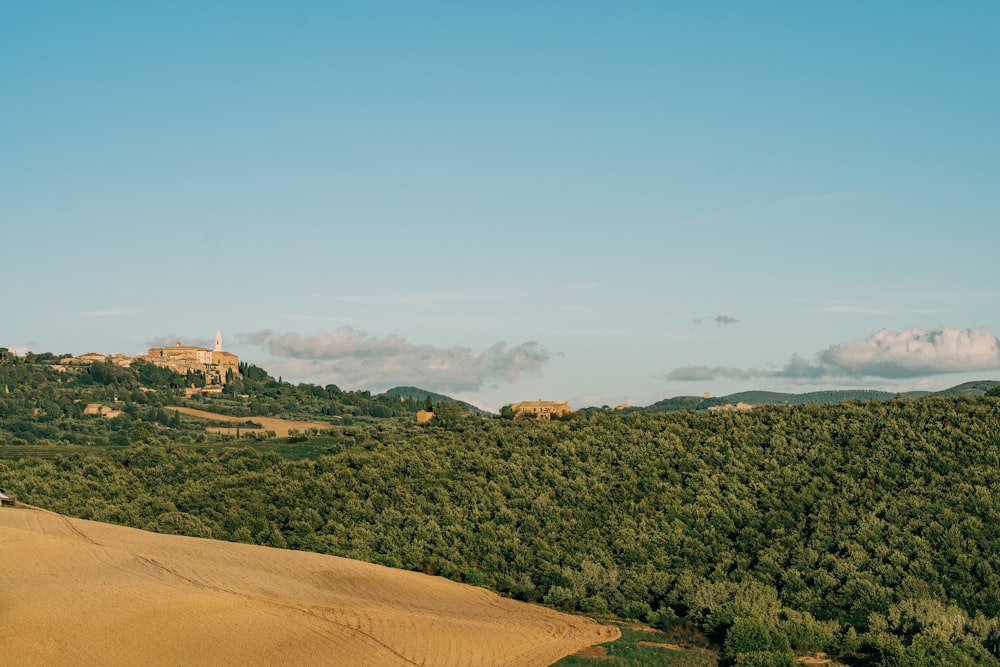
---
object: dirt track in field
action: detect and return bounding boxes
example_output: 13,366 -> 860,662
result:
0,507 -> 618,666
170,406 -> 332,437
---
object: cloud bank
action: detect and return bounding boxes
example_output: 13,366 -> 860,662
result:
666,365 -> 769,382
238,327 -> 550,392
667,326 -> 1000,383
818,327 -> 1000,378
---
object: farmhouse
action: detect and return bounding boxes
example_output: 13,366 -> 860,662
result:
83,403 -> 124,418
60,352 -> 133,368
708,402 -> 755,413
510,400 -> 572,420
60,352 -> 109,365
0,489 -> 16,507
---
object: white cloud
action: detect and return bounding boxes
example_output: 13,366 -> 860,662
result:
268,329 -> 411,360
236,330 -> 274,346
819,326 -> 1000,378
667,365 -> 769,381
240,327 -> 550,392
666,326 -> 1000,382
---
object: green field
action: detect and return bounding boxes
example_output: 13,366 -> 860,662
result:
555,624 -> 718,667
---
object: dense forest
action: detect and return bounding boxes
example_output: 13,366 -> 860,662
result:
3,352 -> 1000,665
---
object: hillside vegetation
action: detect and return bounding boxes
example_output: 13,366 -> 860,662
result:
382,386 -> 493,416
643,381 -> 1000,413
0,353 -> 432,446
4,353 -> 1000,664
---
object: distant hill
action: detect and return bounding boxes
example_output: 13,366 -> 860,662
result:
932,380 -> 1000,397
643,380 -> 1000,412
380,386 -> 494,416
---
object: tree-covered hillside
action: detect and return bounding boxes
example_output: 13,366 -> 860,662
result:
0,353 -> 446,445
380,386 -> 493,416
644,382 -> 1000,413
4,384 -> 1000,664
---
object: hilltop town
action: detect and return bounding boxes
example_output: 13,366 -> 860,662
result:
56,330 -> 240,387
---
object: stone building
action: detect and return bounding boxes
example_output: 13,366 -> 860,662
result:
83,403 -> 123,418
707,402 -> 755,413
59,352 -> 109,365
509,400 -> 572,420
142,331 -> 240,385
53,330 -> 239,385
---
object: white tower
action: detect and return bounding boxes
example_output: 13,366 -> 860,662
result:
215,330 -> 222,352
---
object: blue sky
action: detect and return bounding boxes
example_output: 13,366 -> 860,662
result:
4,2 -> 999,410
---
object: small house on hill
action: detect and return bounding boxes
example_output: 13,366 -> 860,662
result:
0,490 -> 16,507
83,403 -> 123,418
510,400 -> 572,420
708,402 -> 755,413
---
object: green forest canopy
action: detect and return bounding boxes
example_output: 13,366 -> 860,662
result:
4,352 -> 1000,664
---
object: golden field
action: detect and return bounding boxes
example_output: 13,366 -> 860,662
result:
0,507 -> 617,666
169,406 -> 333,438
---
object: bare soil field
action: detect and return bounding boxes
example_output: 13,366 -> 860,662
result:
0,507 -> 617,666
170,406 -> 332,437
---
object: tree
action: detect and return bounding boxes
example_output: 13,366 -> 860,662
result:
725,617 -> 794,666
128,420 -> 158,444
431,402 -> 464,428
725,617 -> 776,653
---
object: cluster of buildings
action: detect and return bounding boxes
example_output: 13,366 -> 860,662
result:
60,330 -> 240,386
416,400 -> 573,424
707,402 -> 755,413
82,403 -> 124,419
508,400 -> 572,420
